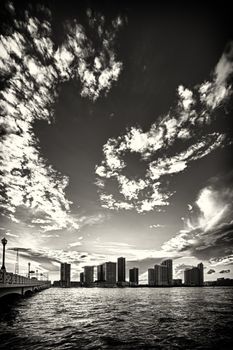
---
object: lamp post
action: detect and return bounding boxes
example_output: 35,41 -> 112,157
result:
1,237 -> 7,271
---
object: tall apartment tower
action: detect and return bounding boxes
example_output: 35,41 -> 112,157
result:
117,257 -> 126,283
97,264 -> 104,282
154,263 -> 171,286
197,263 -> 204,286
129,267 -> 139,286
154,264 -> 168,286
154,264 -> 160,286
103,262 -> 116,284
60,263 -> 71,287
80,272 -> 84,284
184,263 -> 204,286
161,259 -> 173,285
148,268 -> 155,286
84,266 -> 94,285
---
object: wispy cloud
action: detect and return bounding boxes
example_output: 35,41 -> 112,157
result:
149,224 -> 164,229
69,241 -> 82,247
95,42 -> 233,213
209,255 -> 233,266
199,42 -> 233,110
6,232 -> 19,237
162,183 -> 233,265
175,264 -> 195,278
0,4 -> 123,230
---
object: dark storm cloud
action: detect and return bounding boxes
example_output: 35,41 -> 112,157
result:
8,246 -> 91,271
207,269 -> 215,274
163,221 -> 233,265
219,269 -> 230,274
0,1 -> 123,230
8,247 -> 60,271
188,223 -> 231,261
162,179 -> 233,264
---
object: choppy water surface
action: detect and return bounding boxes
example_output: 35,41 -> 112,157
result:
0,287 -> 233,349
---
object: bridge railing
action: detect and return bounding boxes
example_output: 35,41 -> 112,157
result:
0,270 -> 50,286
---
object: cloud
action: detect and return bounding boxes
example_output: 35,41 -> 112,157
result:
207,269 -> 215,274
149,224 -> 164,229
99,193 -> 134,211
41,234 -> 60,238
69,242 -> 82,247
188,204 -> 193,211
199,42 -> 233,110
0,5 -> 123,230
7,246 -> 93,273
95,42 -> 233,213
209,255 -> 233,266
175,264 -> 195,277
219,269 -> 230,274
127,257 -> 167,276
196,187 -> 230,231
6,232 -> 19,237
7,247 -> 61,272
178,86 -> 194,111
162,183 -> 233,264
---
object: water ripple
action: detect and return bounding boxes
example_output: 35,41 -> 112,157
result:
0,287 -> 233,349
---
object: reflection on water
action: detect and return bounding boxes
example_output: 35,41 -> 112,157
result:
0,287 -> 233,349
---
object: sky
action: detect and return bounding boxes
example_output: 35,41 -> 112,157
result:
0,0 -> 233,283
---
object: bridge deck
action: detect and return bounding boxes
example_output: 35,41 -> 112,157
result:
0,270 -> 51,288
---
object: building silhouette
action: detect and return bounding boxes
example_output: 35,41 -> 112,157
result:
80,272 -> 84,284
97,264 -> 104,282
197,263 -> 204,286
161,259 -> 173,285
84,266 -> 94,285
154,264 -> 168,286
60,263 -> 71,287
173,278 -> 182,286
129,267 -> 139,286
184,263 -> 204,286
103,262 -> 116,284
148,268 -> 155,286
117,257 -> 126,283
148,260 -> 173,286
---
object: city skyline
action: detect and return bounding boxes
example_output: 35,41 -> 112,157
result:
52,256 -> 206,286
0,1 -> 233,285
0,236 -> 231,283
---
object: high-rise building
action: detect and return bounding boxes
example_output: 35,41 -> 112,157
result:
160,265 -> 168,285
184,263 -> 204,286
117,257 -> 126,282
197,263 -> 204,286
154,265 -> 160,286
97,264 -> 104,282
60,263 -> 71,287
80,272 -> 84,284
161,259 -> 173,285
84,266 -> 94,285
103,262 -> 116,284
129,267 -> 139,286
148,268 -> 155,286
154,264 -> 168,286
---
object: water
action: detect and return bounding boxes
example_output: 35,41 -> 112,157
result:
0,287 -> 233,349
